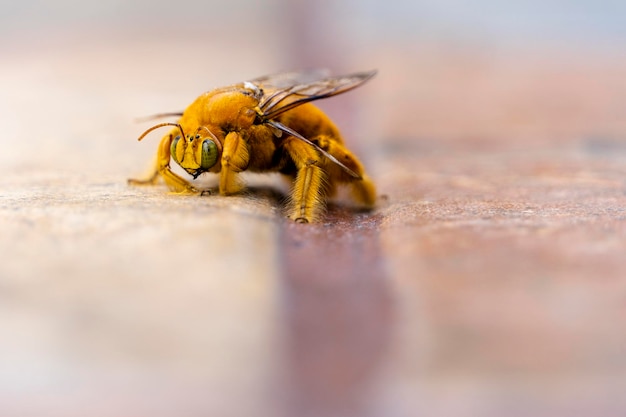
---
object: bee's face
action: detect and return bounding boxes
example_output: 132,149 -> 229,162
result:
170,130 -> 221,178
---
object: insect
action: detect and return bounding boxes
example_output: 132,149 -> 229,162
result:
128,70 -> 377,223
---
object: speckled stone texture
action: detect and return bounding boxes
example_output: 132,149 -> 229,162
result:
1,21 -> 626,417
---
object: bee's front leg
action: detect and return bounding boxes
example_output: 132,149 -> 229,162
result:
127,154 -> 160,186
283,137 -> 327,223
128,134 -> 199,193
219,132 -> 250,195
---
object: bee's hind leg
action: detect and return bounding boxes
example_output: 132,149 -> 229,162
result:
349,173 -> 376,207
283,137 -> 328,223
312,136 -> 376,207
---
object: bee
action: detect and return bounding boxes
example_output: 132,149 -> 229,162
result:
128,70 -> 377,223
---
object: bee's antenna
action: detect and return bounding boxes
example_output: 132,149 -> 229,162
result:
137,122 -> 186,141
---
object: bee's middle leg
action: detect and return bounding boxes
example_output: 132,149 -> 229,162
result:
219,132 -> 250,195
283,138 -> 327,223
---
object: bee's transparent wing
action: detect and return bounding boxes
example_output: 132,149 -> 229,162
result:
244,70 -> 376,178
135,112 -> 184,123
265,119 -> 361,179
250,70 -> 377,120
249,69 -> 330,90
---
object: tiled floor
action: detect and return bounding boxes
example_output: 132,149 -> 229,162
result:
1,22 -> 626,417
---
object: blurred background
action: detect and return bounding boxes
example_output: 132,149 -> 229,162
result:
2,0 -> 625,172
1,1 -> 626,416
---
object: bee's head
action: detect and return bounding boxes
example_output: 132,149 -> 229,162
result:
170,126 -> 222,178
137,123 -> 222,178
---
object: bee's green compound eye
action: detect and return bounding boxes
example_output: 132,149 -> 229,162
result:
170,136 -> 181,163
201,139 -> 218,170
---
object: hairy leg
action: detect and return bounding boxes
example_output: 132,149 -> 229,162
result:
219,132 -> 250,195
283,138 -> 328,223
128,133 -> 199,193
313,135 -> 376,207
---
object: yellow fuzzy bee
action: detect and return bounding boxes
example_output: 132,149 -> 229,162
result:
129,70 -> 377,223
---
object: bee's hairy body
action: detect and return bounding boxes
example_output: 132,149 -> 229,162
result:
130,71 -> 376,223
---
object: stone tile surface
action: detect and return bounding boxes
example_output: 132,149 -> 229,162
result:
1,18 -> 626,417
